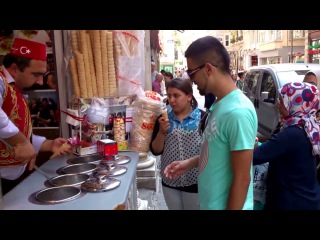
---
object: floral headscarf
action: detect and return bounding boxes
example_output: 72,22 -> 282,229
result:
279,82 -> 320,156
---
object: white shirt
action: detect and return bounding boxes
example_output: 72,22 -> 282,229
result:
0,66 -> 46,180
160,80 -> 166,95
151,70 -> 158,82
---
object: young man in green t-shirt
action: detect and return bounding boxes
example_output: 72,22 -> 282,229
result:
164,36 -> 258,210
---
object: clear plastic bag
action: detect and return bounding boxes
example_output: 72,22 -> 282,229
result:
87,97 -> 109,125
113,30 -> 145,96
128,91 -> 162,153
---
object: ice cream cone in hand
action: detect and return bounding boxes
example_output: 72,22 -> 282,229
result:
50,142 -> 72,159
162,107 -> 168,120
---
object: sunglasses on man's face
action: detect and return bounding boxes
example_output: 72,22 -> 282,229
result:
187,64 -> 206,78
187,63 -> 218,78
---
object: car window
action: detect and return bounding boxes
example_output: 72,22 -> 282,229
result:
277,70 -> 310,87
245,71 -> 260,94
260,73 -> 276,103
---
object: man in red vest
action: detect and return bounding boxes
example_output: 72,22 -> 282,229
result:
0,38 -> 72,194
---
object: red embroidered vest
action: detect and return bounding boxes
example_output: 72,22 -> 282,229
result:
0,70 -> 32,167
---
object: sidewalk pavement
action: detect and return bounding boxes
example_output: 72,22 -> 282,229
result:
138,174 -> 168,210
137,155 -> 168,210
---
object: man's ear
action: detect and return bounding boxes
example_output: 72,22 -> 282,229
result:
6,63 -> 18,78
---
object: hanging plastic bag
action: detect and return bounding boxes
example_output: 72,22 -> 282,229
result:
128,90 -> 163,153
87,97 -> 109,125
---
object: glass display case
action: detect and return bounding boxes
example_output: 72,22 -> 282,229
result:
69,95 -> 135,156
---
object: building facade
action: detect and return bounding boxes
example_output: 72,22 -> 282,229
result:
224,30 -> 306,71
307,30 -> 320,63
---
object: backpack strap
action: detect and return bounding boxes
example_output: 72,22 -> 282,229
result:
199,109 -> 209,134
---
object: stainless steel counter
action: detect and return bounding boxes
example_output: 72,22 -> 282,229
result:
2,151 -> 138,210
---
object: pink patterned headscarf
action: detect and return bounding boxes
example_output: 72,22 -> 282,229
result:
279,82 -> 320,156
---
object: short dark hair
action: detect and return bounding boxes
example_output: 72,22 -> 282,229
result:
185,36 -> 231,75
160,69 -> 166,74
2,53 -> 31,72
238,72 -> 245,78
166,77 -> 198,108
164,71 -> 173,79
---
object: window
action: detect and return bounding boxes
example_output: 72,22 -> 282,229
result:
250,31 -> 254,45
293,30 -> 304,38
275,30 -> 282,40
288,30 -> 305,40
277,70 -> 310,87
225,35 -> 229,46
259,30 -> 282,42
245,71 -> 260,94
268,30 -> 275,42
259,31 -> 266,43
260,73 -> 276,103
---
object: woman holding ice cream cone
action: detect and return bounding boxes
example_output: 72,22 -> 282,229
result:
149,77 -> 207,210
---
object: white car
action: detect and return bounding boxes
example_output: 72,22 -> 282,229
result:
243,63 -> 320,139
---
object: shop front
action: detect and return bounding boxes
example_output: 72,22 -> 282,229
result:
0,30 -> 160,210
307,30 -> 320,63
259,46 -> 305,65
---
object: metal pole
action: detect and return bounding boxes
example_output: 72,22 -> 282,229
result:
291,30 -> 294,63
236,52 -> 238,75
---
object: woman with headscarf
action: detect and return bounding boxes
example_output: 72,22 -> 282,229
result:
253,82 -> 320,210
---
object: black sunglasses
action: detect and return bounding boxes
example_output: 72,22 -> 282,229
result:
187,64 -> 205,77
187,63 -> 218,78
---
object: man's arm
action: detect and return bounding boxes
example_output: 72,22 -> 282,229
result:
164,155 -> 200,179
225,108 -> 257,210
227,150 -> 253,210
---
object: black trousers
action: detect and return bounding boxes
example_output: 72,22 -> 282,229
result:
1,178 -> 20,195
1,168 -> 32,195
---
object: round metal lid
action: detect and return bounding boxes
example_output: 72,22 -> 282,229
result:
81,175 -> 121,192
100,156 -> 130,166
93,164 -> 127,177
115,154 -> 131,165
49,173 -> 90,187
60,163 -> 97,175
35,186 -> 81,204
69,154 -> 103,164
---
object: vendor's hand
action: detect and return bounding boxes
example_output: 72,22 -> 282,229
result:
158,116 -> 170,135
164,160 -> 190,180
51,138 -> 73,156
14,141 -> 37,168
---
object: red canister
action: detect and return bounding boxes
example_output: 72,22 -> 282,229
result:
97,139 -> 118,160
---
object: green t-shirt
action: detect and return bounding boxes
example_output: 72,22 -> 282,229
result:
198,89 -> 258,210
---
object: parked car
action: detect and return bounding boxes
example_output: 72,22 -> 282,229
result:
243,63 -> 320,139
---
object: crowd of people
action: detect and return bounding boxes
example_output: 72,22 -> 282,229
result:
2,36 -> 320,210
29,97 -> 60,127
151,63 -> 190,96
152,36 -> 320,210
